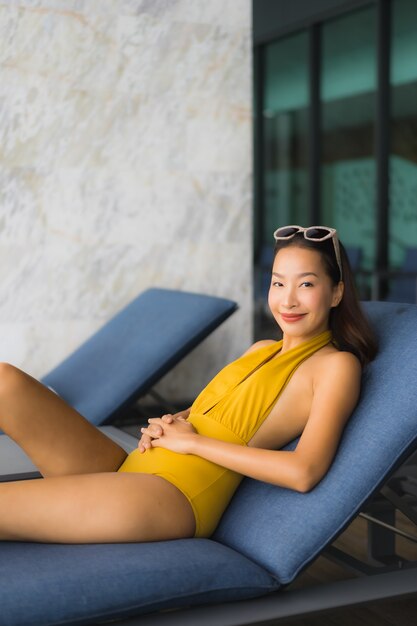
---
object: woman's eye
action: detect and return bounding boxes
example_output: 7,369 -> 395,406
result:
301,281 -> 313,287
271,281 -> 283,287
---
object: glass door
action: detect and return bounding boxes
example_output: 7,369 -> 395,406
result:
388,0 -> 417,302
256,32 -> 309,316
320,7 -> 377,297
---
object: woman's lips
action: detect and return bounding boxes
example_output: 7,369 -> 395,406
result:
280,313 -> 306,323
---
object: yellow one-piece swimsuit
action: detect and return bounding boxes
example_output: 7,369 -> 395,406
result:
118,329 -> 332,537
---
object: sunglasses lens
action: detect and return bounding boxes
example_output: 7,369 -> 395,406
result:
275,227 -> 299,238
305,227 -> 330,240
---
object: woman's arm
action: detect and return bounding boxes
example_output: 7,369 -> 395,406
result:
144,351 -> 361,492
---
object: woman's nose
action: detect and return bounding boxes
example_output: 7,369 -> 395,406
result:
282,288 -> 298,309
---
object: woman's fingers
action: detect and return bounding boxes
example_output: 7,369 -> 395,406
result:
138,431 -> 154,453
138,435 -> 150,453
138,413 -> 188,452
141,425 -> 162,436
148,414 -> 174,425
138,421 -> 164,452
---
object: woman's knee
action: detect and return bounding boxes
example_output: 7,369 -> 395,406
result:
0,363 -> 27,399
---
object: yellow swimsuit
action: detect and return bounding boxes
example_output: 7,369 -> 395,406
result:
118,330 -> 332,537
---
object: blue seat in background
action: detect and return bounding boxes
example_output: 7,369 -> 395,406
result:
41,288 -> 238,425
0,301 -> 416,625
386,247 -> 417,304
345,246 -> 362,272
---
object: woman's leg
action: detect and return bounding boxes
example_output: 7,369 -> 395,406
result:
0,364 -> 196,543
0,363 -> 127,476
0,472 -> 196,542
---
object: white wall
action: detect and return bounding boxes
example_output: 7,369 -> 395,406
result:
0,0 -> 253,400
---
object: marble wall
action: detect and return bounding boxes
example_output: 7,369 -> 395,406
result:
0,0 -> 253,401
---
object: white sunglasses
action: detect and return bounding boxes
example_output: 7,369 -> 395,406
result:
273,225 -> 343,281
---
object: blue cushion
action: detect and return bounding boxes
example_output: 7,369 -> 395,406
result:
41,289 -> 237,426
0,540 -> 277,626
214,302 -> 417,583
386,248 -> 417,303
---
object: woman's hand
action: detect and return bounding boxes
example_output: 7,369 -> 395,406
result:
139,415 -> 197,455
137,412 -> 191,453
138,413 -> 173,452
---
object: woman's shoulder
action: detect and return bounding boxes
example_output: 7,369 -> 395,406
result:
313,345 -> 362,382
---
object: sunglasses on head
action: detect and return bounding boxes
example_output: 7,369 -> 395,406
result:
273,225 -> 343,281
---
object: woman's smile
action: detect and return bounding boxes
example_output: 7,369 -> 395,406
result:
280,313 -> 307,323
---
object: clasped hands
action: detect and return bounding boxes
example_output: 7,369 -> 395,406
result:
138,413 -> 197,454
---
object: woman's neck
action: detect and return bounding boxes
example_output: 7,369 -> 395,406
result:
281,328 -> 330,354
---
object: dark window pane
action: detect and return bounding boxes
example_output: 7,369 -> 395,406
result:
263,32 -> 309,240
321,7 -> 377,286
255,31 -> 310,329
388,0 -> 417,303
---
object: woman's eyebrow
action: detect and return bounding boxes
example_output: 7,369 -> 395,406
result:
272,272 -> 319,278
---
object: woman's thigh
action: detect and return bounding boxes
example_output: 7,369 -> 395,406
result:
0,364 -> 127,477
0,472 -> 196,543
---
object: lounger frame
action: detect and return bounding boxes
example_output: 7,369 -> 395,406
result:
115,568 -> 417,625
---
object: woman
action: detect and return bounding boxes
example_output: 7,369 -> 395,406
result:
0,226 -> 377,543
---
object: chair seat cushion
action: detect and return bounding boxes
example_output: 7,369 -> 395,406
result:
0,539 -> 278,626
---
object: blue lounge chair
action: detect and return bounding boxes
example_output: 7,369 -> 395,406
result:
0,301 -> 416,625
345,246 -> 362,272
41,287 -> 238,425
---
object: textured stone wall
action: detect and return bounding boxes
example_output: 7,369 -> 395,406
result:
0,1 -> 253,401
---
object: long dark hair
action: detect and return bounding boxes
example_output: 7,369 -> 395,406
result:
273,232 -> 378,366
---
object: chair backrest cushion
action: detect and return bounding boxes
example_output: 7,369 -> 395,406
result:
214,302 -> 417,583
42,288 -> 237,425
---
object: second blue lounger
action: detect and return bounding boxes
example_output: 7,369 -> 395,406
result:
41,288 -> 238,425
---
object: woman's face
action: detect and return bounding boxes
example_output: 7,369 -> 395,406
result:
268,245 -> 344,339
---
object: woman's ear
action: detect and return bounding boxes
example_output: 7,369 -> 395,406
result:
331,281 -> 344,308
